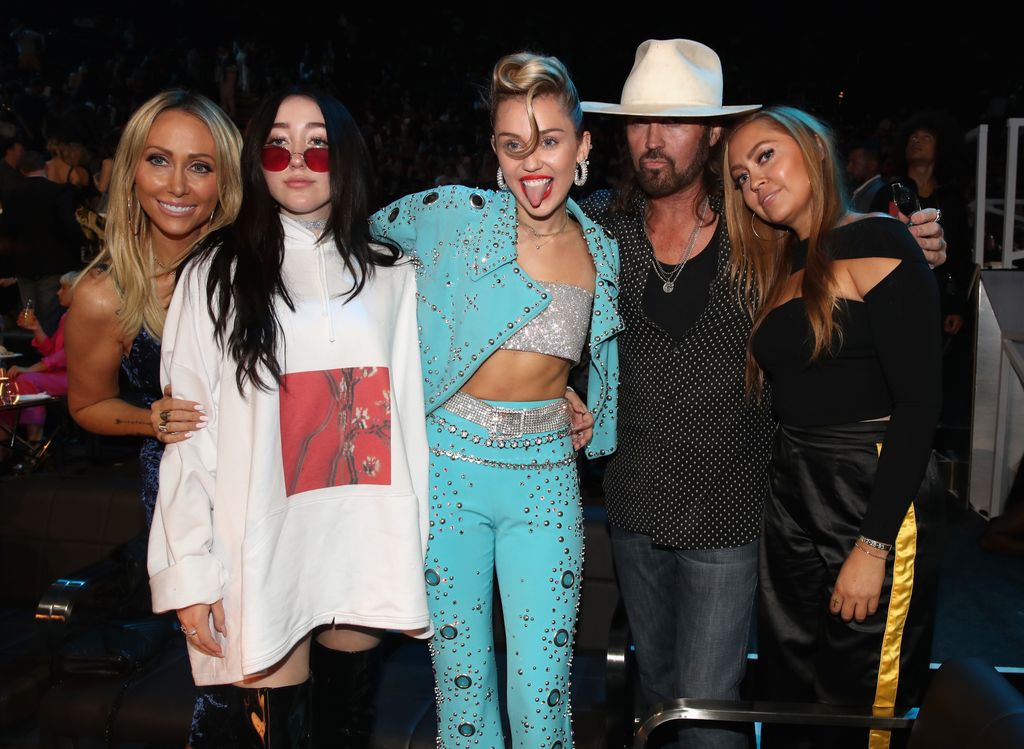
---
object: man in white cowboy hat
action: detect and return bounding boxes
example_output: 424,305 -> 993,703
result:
570,39 -> 947,749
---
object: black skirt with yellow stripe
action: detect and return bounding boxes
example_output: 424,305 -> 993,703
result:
758,422 -> 945,749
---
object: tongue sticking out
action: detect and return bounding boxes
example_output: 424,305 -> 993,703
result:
521,179 -> 552,209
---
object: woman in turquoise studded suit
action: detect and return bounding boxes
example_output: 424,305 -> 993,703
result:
370,53 -> 620,749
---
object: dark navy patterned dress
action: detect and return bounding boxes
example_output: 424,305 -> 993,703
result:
120,328 -> 164,527
121,327 -> 231,746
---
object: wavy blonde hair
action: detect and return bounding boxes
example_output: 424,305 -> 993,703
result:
81,90 -> 242,341
723,106 -> 849,394
489,52 -> 583,158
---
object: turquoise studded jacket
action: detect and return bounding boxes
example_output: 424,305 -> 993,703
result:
369,185 -> 621,459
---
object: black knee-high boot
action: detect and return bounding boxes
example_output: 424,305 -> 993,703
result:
232,681 -> 312,748
310,640 -> 380,749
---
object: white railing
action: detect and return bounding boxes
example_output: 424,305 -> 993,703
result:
970,118 -> 1024,267
968,124 -> 987,266
1003,119 -> 1024,268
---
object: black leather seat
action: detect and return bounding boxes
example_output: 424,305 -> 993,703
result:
0,470 -> 146,732
909,658 -> 1024,749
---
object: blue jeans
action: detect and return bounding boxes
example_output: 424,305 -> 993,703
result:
611,526 -> 758,749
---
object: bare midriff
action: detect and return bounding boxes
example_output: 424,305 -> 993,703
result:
460,350 -> 572,402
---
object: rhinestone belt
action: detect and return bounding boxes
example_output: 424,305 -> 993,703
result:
441,391 -> 570,439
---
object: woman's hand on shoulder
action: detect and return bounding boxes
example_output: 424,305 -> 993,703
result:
830,547 -> 886,623
152,384 -> 208,444
178,600 -> 226,658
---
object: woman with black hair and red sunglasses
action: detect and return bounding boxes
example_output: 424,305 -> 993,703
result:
147,87 -> 432,748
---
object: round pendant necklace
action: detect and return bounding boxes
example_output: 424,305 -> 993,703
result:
650,196 -> 709,293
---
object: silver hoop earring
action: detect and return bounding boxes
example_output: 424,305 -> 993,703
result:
496,167 -> 507,191
750,212 -> 785,241
574,159 -> 589,187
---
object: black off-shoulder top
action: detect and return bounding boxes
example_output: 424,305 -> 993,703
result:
752,216 -> 941,544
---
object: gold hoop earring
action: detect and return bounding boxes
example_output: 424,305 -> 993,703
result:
750,212 -> 786,241
127,193 -> 142,237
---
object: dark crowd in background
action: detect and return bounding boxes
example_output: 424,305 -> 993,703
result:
1,9 -> 1022,337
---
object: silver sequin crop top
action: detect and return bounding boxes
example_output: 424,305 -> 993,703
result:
500,282 -> 594,364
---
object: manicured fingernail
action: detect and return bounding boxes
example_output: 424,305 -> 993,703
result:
184,432 -> 194,439
194,405 -> 206,412
198,415 -> 209,422
196,422 -> 208,429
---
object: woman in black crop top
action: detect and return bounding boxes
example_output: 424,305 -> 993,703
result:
724,107 -> 944,748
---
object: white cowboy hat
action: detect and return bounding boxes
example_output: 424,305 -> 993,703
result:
582,39 -> 760,118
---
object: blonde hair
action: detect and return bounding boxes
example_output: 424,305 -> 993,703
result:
722,106 -> 849,394
60,141 -> 90,168
489,52 -> 583,158
81,90 -> 242,341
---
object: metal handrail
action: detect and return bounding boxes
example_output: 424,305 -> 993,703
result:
632,698 -> 916,748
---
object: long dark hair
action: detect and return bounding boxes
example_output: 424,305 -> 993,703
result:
195,85 -> 399,392
892,109 -> 966,188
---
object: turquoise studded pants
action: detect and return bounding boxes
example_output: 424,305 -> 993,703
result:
424,397 -> 583,749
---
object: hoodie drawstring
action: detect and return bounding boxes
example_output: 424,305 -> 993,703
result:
315,244 -> 336,343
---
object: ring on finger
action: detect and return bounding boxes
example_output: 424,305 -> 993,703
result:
180,625 -> 199,637
157,424 -> 169,434
934,209 -> 942,224
159,410 -> 171,422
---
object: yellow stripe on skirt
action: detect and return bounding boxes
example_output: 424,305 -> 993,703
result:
869,441 -> 918,749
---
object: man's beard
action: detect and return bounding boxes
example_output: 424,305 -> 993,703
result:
634,129 -> 711,198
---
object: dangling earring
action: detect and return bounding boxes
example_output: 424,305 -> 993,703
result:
750,212 -> 787,241
574,159 -> 589,187
496,167 -> 507,191
208,206 -> 216,229
127,193 -> 141,237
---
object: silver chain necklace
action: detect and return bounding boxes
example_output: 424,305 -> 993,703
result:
294,217 -> 329,233
650,197 -> 709,294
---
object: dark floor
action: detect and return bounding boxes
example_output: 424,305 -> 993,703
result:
3,452 -> 1024,747
932,499 -> 1024,669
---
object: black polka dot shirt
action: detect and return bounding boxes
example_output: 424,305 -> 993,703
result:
581,190 -> 776,550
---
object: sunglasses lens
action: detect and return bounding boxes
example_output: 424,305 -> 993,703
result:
303,147 -> 330,173
261,146 -> 291,172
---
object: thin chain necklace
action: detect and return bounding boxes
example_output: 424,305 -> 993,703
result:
153,250 -> 188,275
650,197 -> 709,294
517,211 -> 570,251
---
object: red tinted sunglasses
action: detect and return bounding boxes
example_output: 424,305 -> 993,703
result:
260,145 -> 330,173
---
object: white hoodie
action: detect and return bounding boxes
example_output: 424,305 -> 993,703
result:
148,216 -> 430,685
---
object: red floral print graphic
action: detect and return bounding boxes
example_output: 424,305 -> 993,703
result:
280,367 -> 391,496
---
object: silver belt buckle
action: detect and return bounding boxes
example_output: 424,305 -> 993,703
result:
489,407 -> 526,439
